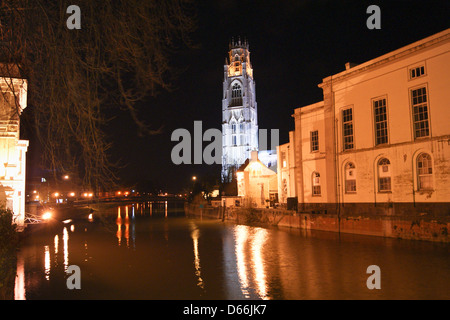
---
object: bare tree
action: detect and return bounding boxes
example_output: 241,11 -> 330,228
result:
0,0 -> 195,190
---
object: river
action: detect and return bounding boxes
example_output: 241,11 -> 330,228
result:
14,201 -> 450,300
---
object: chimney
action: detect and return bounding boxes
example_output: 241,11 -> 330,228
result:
345,62 -> 357,70
251,150 -> 258,162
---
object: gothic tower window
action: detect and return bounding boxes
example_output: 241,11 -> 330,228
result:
231,83 -> 242,106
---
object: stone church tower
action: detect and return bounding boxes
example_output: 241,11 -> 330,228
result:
221,39 -> 258,182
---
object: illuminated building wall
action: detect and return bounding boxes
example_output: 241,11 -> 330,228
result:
236,151 -> 278,208
0,65 -> 29,227
290,29 -> 450,214
276,131 -> 297,205
221,39 -> 259,182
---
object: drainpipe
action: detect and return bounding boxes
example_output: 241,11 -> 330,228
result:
331,77 -> 341,233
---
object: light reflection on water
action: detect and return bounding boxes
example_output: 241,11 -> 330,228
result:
14,202 -> 450,300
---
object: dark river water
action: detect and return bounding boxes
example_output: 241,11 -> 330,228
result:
14,202 -> 450,300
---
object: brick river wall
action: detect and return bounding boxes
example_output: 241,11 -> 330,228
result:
185,202 -> 450,242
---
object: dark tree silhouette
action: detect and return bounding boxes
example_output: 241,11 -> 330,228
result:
0,0 -> 195,189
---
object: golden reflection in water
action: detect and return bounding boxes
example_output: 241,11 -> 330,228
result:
14,250 -> 25,300
44,245 -> 50,280
165,201 -> 168,218
234,225 -> 269,299
63,227 -> 69,271
190,225 -> 204,290
252,228 -> 269,299
54,234 -> 59,255
125,206 -> 130,247
117,206 -> 122,246
116,205 -> 134,248
235,225 -> 250,298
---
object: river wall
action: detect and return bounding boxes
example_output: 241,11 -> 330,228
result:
184,202 -> 450,242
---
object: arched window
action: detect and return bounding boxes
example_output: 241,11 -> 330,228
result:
312,172 -> 321,196
417,153 -> 433,190
231,83 -> 242,106
344,162 -> 356,193
377,158 -> 391,192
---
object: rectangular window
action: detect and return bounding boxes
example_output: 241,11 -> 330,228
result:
373,98 -> 388,145
378,177 -> 392,192
310,130 -> 319,152
312,173 -> 321,196
409,65 -> 425,79
342,108 -> 354,150
411,87 -> 429,138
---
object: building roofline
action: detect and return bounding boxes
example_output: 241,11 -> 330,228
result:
292,101 -> 324,117
318,28 -> 450,87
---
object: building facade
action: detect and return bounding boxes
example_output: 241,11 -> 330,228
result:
236,151 -> 278,208
281,29 -> 450,216
276,131 -> 297,207
0,64 -> 29,227
221,39 -> 259,182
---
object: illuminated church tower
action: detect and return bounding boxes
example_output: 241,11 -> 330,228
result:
221,38 -> 258,182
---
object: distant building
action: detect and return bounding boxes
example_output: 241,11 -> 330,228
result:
236,151 -> 278,208
280,29 -> 450,215
0,64 -> 29,227
221,39 -> 259,182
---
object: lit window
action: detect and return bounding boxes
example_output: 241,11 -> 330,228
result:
281,151 -> 286,168
411,87 -> 429,138
345,162 -> 356,193
310,130 -> 319,152
373,98 -> 388,145
417,153 -> 433,190
342,108 -> 354,150
377,158 -> 391,192
312,172 -> 321,196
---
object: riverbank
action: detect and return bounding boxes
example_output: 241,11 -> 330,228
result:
185,202 -> 450,243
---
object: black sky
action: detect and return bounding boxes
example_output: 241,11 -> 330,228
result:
26,0 -> 450,193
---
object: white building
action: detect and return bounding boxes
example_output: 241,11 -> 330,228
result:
0,64 -> 29,227
236,151 -> 278,208
221,39 -> 259,182
280,29 -> 450,216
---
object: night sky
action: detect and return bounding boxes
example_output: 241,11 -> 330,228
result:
25,0 -> 450,193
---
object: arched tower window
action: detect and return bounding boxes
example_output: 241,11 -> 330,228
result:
344,162 -> 356,193
377,158 -> 391,192
231,83 -> 242,106
417,153 -> 433,190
